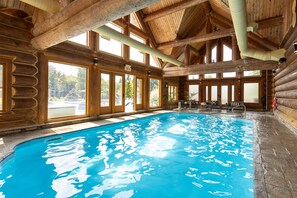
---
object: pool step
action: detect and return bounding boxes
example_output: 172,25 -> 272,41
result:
45,136 -> 63,142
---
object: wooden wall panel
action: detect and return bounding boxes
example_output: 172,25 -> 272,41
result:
0,12 -> 38,130
274,26 -> 297,130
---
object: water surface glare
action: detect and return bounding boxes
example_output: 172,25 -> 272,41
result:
0,113 -> 253,197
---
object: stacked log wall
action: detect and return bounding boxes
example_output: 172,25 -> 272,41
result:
274,27 -> 297,129
0,12 -> 38,130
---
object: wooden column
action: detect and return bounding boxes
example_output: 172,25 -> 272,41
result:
123,15 -> 130,61
184,45 -> 190,65
232,35 -> 239,61
217,39 -> 222,62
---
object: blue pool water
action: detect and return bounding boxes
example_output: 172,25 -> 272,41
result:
0,113 -> 253,197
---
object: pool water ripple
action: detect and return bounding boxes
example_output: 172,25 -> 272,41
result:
0,113 -> 253,197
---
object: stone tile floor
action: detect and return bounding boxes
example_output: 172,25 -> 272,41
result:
249,113 -> 297,198
0,110 -> 297,198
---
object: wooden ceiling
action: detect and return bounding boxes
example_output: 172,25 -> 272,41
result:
0,0 -> 290,68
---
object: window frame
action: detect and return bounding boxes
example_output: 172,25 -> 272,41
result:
204,73 -> 217,79
149,77 -> 162,108
67,32 -> 90,47
129,32 -> 146,63
243,81 -> 260,104
0,56 -> 12,113
168,84 -> 178,102
243,70 -> 261,77
222,72 -> 237,78
99,23 -> 123,57
47,60 -> 89,121
188,74 -> 199,80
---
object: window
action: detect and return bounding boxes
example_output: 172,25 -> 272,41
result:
99,23 -> 122,56
48,62 -> 87,119
243,70 -> 261,77
101,73 -> 110,107
221,85 -> 228,104
150,55 -> 158,67
223,45 -> 232,61
68,32 -> 88,46
130,33 -> 145,63
211,86 -> 218,101
130,13 -> 141,29
168,85 -> 178,102
244,83 -> 259,103
211,46 -> 217,63
231,85 -> 235,102
205,73 -> 217,79
189,85 -> 199,101
149,78 -> 160,107
188,74 -> 199,80
115,75 -> 123,106
136,79 -> 143,105
223,72 -> 236,78
0,64 -> 3,111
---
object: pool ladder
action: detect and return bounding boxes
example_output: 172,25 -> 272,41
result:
231,103 -> 246,117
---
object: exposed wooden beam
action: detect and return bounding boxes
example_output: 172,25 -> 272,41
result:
158,28 -> 235,50
143,0 -> 208,22
135,10 -> 163,66
114,18 -> 148,39
20,0 -> 60,14
33,0 -> 98,36
256,16 -> 284,30
163,59 -> 278,77
210,12 -> 281,50
31,0 -> 159,50
189,46 -> 200,56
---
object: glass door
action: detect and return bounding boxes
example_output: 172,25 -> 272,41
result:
221,85 -> 228,105
114,74 -> 124,113
125,74 -> 135,112
135,78 -> 143,110
100,73 -> 111,114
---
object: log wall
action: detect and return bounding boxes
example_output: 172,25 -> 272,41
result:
274,26 -> 297,129
0,12 -> 38,129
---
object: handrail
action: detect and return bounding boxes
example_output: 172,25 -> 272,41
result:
231,103 -> 246,117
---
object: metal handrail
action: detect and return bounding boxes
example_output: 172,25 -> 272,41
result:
231,103 -> 246,117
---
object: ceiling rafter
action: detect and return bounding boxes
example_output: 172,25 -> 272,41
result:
143,0 -> 208,22
135,10 -> 163,67
158,13 -> 283,50
31,0 -> 159,50
163,59 -> 278,77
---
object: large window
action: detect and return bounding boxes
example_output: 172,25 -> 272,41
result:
189,85 -> 199,101
231,85 -> 235,102
101,73 -> 110,107
211,46 -> 217,63
149,78 -> 160,107
211,86 -> 218,101
0,64 -> 3,111
223,45 -> 232,61
244,70 -> 261,77
244,83 -> 259,103
68,32 -> 88,46
205,73 -> 217,79
99,23 -> 122,56
150,55 -> 158,67
221,85 -> 228,104
168,85 -> 178,102
48,62 -> 87,119
130,33 -> 145,63
223,72 -> 236,78
188,74 -> 199,80
136,78 -> 143,105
